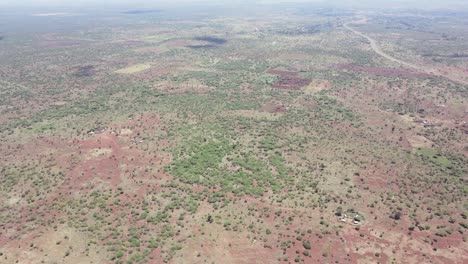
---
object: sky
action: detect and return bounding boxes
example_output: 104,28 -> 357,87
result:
0,0 -> 467,9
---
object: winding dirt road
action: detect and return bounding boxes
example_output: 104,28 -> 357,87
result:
344,20 -> 468,86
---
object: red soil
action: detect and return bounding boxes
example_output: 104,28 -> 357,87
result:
64,133 -> 124,189
51,113 -> 168,197
266,70 -> 311,90
261,102 -> 287,113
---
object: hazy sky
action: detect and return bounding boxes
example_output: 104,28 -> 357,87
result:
1,0 -> 467,9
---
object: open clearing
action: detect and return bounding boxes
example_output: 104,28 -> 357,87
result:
114,63 -> 152,74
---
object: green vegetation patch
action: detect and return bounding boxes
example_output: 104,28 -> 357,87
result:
169,138 -> 233,185
168,125 -> 291,196
416,147 -> 452,169
257,73 -> 279,85
314,93 -> 360,122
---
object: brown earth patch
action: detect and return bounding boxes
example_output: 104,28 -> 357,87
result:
181,227 -> 279,264
357,161 -> 402,191
55,113 -> 168,196
408,134 -> 434,148
341,224 -> 467,264
261,102 -> 287,113
61,133 -> 125,191
1,226 -> 107,264
266,70 -> 311,90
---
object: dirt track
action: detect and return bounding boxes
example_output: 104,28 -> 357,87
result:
344,20 -> 468,86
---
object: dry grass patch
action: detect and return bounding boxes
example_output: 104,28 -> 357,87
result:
119,128 -> 133,136
88,148 -> 113,158
304,79 -> 331,94
2,227 -> 106,264
115,64 -> 152,74
408,134 -> 433,148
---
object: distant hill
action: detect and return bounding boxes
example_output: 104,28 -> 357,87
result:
122,10 -> 161,15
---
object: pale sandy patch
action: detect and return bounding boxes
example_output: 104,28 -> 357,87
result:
88,148 -> 112,158
408,134 -> 434,148
4,226 -> 106,264
304,79 -> 331,94
119,128 -> 133,136
115,64 -> 151,74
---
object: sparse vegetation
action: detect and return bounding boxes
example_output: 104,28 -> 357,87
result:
0,4 -> 466,264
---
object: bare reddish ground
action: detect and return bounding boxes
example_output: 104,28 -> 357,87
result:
276,219 -> 350,263
120,113 -> 162,131
192,238 -> 279,264
39,41 -> 80,47
59,114 -> 167,192
61,133 -> 125,190
261,102 -> 286,113
341,226 -> 397,263
340,223 -> 468,264
357,162 -> 402,191
209,194 -> 355,263
266,70 -> 311,90
413,230 -> 465,250
1,113 -> 174,263
147,248 -> 165,263
336,64 -> 432,78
